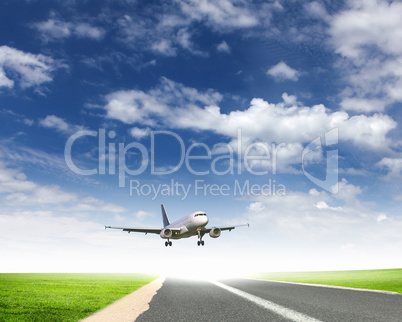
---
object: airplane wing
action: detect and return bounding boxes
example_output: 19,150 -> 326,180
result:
202,223 -> 249,233
105,226 -> 181,235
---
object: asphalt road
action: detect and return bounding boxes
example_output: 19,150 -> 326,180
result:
136,277 -> 402,322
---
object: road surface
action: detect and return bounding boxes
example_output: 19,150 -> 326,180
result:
136,277 -> 402,322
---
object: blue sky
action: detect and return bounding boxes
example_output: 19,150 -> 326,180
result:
1,0 -> 402,274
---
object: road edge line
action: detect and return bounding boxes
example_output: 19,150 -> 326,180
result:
81,276 -> 165,322
242,277 -> 401,296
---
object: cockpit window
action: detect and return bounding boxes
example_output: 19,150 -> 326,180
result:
194,213 -> 206,217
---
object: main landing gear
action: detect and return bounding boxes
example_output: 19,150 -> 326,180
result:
165,240 -> 172,247
197,229 -> 205,246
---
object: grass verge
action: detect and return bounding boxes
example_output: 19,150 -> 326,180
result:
251,268 -> 402,294
0,273 -> 158,321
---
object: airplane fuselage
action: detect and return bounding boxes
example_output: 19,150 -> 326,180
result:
165,211 -> 208,239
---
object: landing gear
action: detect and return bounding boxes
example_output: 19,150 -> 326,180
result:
197,229 -> 205,246
165,240 -> 172,247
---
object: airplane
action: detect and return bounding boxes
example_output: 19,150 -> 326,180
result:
105,204 -> 249,247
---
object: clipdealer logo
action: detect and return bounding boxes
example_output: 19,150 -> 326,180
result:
64,129 -> 285,185
64,128 -> 338,195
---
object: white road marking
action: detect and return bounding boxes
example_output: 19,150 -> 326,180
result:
210,280 -> 323,322
242,277 -> 401,296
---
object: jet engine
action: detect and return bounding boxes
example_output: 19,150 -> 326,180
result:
209,227 -> 221,238
160,228 -> 172,239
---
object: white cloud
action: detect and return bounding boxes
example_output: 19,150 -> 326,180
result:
104,90 -> 169,125
151,39 -> 177,56
104,77 -> 222,125
130,127 -> 151,139
0,207 -> 168,273
179,0 -> 259,29
176,28 -> 192,49
74,23 -> 105,40
329,0 -> 402,111
339,113 -> 396,151
267,62 -> 300,82
33,19 -> 71,41
0,68 -> 13,88
241,181 -> 402,270
175,28 -> 207,57
332,178 -> 362,205
0,161 -> 36,193
102,78 -> 397,160
171,96 -> 395,153
33,19 -> 105,42
117,0 -> 260,56
2,174 -> 400,273
23,118 -> 34,126
0,142 -> 103,189
330,0 -> 402,59
340,97 -> 386,113
70,197 -> 126,213
0,159 -> 125,212
392,194 -> 402,202
281,92 -> 298,106
216,41 -> 231,54
338,168 -> 368,176
0,143 -> 71,176
133,210 -> 155,220
117,15 -> 197,57
0,46 -> 56,89
377,157 -> 402,181
0,160 -> 76,205
40,115 -> 69,131
6,186 -> 76,205
304,1 -> 330,22
377,214 -> 388,222
39,115 -> 85,135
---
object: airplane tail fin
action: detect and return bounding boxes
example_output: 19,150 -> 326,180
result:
161,204 -> 170,227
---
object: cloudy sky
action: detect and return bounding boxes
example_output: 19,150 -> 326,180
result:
1,0 -> 402,275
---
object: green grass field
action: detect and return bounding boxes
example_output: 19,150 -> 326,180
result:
0,273 -> 157,322
252,268 -> 402,294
